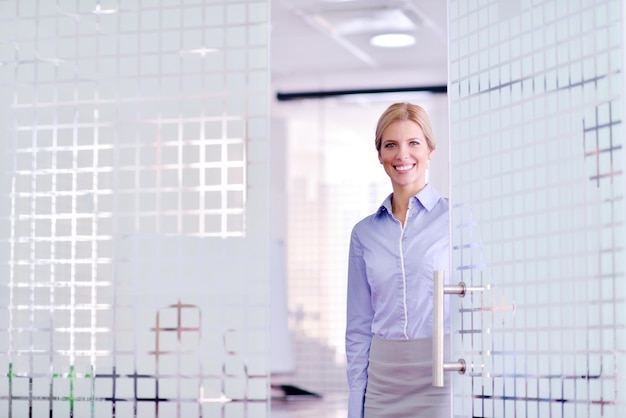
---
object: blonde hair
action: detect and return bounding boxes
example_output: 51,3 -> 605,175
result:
374,102 -> 436,152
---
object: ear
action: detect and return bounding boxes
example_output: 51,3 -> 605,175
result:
378,150 -> 382,164
428,148 -> 435,160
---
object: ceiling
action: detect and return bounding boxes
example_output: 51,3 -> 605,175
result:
270,0 -> 448,96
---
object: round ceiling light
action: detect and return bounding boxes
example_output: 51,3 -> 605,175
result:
370,33 -> 416,48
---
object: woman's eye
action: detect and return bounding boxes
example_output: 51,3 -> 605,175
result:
410,140 -> 420,146
384,143 -> 396,148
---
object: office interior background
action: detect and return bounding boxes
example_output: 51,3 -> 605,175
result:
0,0 -> 624,417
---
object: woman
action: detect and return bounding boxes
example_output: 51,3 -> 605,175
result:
345,102 -> 450,417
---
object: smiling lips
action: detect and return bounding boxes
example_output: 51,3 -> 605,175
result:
394,164 -> 415,172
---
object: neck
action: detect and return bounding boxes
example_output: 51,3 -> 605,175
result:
391,183 -> 426,225
392,182 -> 426,203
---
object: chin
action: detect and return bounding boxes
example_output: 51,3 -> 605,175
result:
393,177 -> 425,188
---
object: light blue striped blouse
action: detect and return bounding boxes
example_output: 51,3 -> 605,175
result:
345,183 -> 450,417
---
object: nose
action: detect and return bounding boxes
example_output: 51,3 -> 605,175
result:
395,143 -> 410,160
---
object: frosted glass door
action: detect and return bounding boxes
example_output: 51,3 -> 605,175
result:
0,1 -> 271,417
447,0 -> 625,417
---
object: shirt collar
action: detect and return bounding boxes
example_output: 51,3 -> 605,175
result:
376,183 -> 441,216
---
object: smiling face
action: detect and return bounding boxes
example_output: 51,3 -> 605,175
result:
378,119 -> 433,194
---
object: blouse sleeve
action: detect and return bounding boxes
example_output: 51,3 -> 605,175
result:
345,228 -> 374,418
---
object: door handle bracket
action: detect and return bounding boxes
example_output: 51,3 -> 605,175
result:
432,270 -> 481,387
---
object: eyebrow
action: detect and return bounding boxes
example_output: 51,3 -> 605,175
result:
382,137 -> 425,142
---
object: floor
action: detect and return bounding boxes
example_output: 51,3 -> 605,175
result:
270,392 -> 349,418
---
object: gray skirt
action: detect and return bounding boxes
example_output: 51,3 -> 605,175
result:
364,336 -> 451,418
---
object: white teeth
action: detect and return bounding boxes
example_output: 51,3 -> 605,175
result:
395,165 -> 414,171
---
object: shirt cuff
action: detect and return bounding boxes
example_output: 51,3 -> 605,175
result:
348,389 -> 365,418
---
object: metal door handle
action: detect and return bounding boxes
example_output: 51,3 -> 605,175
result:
432,270 -> 470,387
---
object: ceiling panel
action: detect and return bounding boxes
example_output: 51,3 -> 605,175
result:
271,0 -> 448,93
